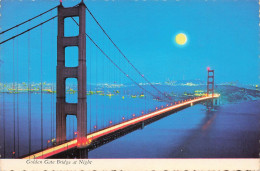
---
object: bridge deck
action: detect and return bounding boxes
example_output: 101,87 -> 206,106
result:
22,95 -> 219,159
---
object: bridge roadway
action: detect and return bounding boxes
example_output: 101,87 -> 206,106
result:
22,95 -> 219,159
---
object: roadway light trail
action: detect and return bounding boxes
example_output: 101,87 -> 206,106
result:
22,94 -> 219,159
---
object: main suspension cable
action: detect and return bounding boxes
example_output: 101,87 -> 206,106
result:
0,16 -> 57,45
71,17 -> 172,103
71,18 -> 166,101
0,5 -> 58,35
85,5 -> 170,101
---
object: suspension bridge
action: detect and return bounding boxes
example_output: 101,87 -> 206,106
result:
0,1 -> 219,159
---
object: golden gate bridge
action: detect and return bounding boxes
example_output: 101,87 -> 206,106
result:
0,1 -> 219,159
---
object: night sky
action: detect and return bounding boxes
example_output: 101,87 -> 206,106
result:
0,0 -> 259,84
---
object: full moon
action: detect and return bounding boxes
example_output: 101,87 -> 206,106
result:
175,33 -> 187,45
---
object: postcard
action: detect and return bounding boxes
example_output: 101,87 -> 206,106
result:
0,0 -> 259,170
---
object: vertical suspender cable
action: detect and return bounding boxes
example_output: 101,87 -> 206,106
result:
51,11 -> 55,143
53,84 -> 55,141
28,31 -> 31,154
52,84 -> 54,143
13,39 -> 16,158
40,24 -> 43,151
96,40 -> 98,129
16,28 -> 20,157
41,25 -> 43,150
86,35 -> 88,135
50,11 -> 53,144
69,117 -> 71,139
91,39 -> 93,132
89,42 -> 92,133
50,75 -> 52,144
2,59 -> 5,158
73,116 -> 74,139
102,37 -> 104,129
94,38 -> 97,129
102,34 -> 104,129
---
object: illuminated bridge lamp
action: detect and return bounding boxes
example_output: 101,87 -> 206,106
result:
156,107 -> 158,110
122,117 -> 125,120
207,67 -> 210,71
77,138 -> 82,146
166,104 -> 168,107
79,137 -> 87,146
94,125 -> 97,129
142,111 -> 144,114
74,132 -> 77,135
12,152 -> 15,155
132,114 -> 135,117
47,140 -> 50,147
109,121 -> 112,124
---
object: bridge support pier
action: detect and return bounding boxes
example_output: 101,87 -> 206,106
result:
141,121 -> 145,129
79,148 -> 88,159
207,69 -> 214,97
206,69 -> 215,111
214,99 -> 217,105
56,1 -> 87,148
206,99 -> 214,111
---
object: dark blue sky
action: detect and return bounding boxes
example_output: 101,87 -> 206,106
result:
0,0 -> 259,84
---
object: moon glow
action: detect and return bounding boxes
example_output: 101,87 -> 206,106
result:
175,33 -> 187,45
